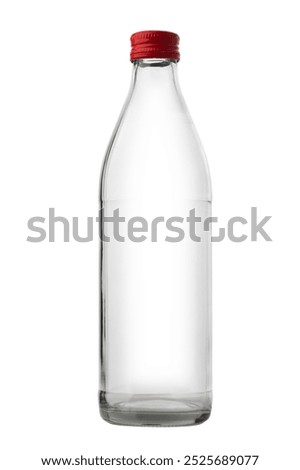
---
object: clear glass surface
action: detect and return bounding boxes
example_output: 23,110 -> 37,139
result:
99,59 -> 212,426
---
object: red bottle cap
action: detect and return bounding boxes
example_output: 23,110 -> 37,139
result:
130,30 -> 180,62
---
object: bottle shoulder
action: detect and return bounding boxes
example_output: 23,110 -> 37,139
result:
101,91 -> 212,202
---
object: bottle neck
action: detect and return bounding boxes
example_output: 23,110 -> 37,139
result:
130,59 -> 181,101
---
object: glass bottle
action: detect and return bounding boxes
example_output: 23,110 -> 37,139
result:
99,31 -> 212,426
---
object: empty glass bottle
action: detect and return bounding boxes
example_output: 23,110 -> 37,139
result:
99,31 -> 212,426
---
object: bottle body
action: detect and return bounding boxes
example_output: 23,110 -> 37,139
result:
99,58 -> 212,426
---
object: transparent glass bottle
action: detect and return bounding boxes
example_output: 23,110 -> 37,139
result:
99,31 -> 212,426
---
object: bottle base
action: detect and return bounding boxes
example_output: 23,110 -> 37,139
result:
99,391 -> 211,427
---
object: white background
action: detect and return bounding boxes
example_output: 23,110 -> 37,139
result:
0,0 -> 299,468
